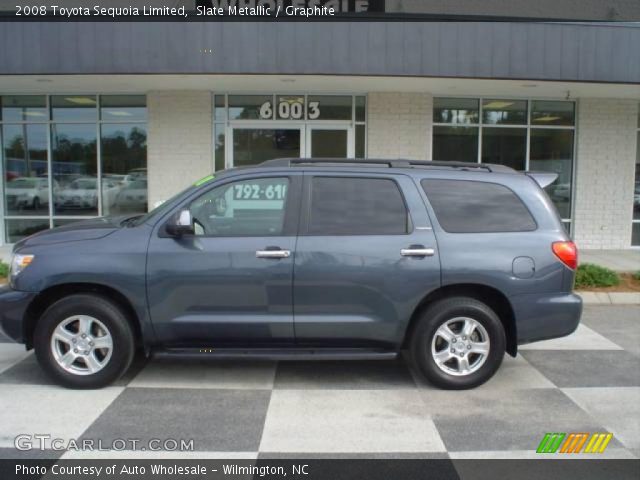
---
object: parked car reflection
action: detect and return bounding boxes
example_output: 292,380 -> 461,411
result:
6,177 -> 56,213
55,177 -> 120,212
113,179 -> 148,213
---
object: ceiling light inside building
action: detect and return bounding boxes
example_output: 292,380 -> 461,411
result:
106,110 -> 132,116
64,97 -> 96,105
535,116 -> 562,122
483,101 -> 515,109
24,111 -> 46,117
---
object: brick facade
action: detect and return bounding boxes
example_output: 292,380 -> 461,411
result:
147,91 -> 213,208
367,93 -> 433,160
573,99 -> 639,249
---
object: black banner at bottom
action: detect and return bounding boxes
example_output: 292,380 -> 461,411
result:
2,459 -> 639,480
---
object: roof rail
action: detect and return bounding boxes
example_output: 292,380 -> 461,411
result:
259,158 -> 514,173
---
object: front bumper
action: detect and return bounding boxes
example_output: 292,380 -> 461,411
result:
511,292 -> 583,345
0,284 -> 37,344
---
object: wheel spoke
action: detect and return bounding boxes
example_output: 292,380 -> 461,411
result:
433,349 -> 454,364
462,318 -> 477,338
435,324 -> 456,344
457,356 -> 471,374
77,316 -> 92,336
83,353 -> 102,373
469,341 -> 490,355
92,334 -> 112,351
53,326 -> 75,345
59,350 -> 77,368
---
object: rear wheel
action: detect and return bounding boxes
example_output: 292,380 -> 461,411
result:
410,297 -> 506,389
34,294 -> 135,389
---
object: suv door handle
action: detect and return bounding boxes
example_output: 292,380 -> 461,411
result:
256,249 -> 291,259
400,247 -> 435,257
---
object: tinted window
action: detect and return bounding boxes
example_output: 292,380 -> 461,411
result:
421,179 -> 536,233
308,177 -> 408,235
190,177 -> 289,237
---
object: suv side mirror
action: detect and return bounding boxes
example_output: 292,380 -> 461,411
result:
166,209 -> 195,237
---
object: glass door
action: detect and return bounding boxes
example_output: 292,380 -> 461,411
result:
306,126 -> 352,158
230,127 -> 302,168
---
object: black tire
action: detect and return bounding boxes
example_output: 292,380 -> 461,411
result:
410,297 -> 506,390
32,197 -> 40,210
34,294 -> 135,389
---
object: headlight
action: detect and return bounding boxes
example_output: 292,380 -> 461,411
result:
10,254 -> 35,279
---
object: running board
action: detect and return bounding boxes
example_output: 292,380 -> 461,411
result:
153,348 -> 398,361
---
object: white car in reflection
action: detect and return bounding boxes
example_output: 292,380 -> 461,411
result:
6,177 -> 55,210
114,179 -> 148,212
55,177 -> 120,210
553,183 -> 571,200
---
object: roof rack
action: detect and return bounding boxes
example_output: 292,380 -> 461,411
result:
259,158 -> 514,173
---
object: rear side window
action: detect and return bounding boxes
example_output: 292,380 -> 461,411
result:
421,179 -> 536,233
308,177 -> 408,235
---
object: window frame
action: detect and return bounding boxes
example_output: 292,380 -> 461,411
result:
300,173 -> 413,237
432,97 -> 577,233
420,178 -> 539,234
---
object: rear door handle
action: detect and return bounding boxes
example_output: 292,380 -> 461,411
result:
400,247 -> 435,257
256,249 -> 291,259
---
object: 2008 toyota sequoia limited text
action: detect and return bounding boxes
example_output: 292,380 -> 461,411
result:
0,159 -> 582,389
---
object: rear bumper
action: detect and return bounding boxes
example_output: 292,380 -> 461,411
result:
0,284 -> 37,344
510,292 -> 582,345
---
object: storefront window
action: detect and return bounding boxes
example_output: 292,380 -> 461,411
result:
433,126 -> 478,162
0,95 -> 147,243
433,98 -> 576,230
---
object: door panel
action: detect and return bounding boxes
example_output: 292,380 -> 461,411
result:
308,128 -> 349,158
146,174 -> 301,348
293,174 -> 441,349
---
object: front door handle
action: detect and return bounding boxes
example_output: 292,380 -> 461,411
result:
400,246 -> 435,257
256,249 -> 291,259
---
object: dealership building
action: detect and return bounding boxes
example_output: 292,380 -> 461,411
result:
0,18 -> 639,249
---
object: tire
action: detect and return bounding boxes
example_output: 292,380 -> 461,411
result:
34,294 -> 135,389
32,197 -> 40,210
410,297 -> 506,390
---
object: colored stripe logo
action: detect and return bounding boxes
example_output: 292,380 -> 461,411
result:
537,433 -> 613,454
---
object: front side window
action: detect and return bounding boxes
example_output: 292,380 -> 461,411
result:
307,177 -> 408,235
421,179 -> 537,233
189,177 -> 289,237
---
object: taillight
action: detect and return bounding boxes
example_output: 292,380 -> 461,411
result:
552,241 -> 578,270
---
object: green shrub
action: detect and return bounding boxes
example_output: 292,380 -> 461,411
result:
575,263 -> 620,288
0,262 -> 8,278
634,271 -> 640,282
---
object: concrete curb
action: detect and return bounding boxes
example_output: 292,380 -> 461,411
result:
577,291 -> 640,305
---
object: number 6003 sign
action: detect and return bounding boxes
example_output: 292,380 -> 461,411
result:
259,100 -> 320,120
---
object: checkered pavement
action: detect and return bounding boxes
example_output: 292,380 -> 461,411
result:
0,305 -> 638,460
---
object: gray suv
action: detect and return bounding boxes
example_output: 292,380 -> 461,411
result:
0,159 -> 582,389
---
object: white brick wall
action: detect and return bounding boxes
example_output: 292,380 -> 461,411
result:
367,93 -> 432,160
147,91 -> 213,207
573,99 -> 639,249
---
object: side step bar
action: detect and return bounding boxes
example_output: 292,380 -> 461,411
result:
154,348 -> 399,361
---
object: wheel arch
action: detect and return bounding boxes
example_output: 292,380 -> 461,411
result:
23,283 -> 143,351
403,283 -> 517,356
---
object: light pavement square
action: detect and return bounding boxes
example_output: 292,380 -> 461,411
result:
519,324 -> 623,351
260,389 -> 446,453
0,384 -> 124,448
562,387 -> 640,450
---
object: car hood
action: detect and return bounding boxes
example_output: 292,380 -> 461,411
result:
13,215 -> 131,250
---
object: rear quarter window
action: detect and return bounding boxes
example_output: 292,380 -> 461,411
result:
421,179 -> 537,233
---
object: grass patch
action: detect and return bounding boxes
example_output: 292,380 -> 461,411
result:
0,262 -> 8,279
634,271 -> 640,282
575,263 -> 620,289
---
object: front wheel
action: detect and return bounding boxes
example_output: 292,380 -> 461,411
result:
410,297 -> 506,389
34,294 -> 135,389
